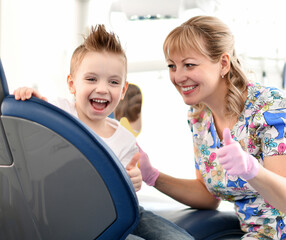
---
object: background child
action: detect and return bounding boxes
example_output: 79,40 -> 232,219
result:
114,83 -> 142,136
14,25 -> 194,240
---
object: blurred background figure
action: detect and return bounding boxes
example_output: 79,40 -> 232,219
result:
115,83 -> 142,137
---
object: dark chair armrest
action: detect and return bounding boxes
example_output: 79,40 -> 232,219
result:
155,208 -> 244,240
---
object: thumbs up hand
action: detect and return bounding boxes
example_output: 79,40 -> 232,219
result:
126,152 -> 142,192
217,128 -> 259,180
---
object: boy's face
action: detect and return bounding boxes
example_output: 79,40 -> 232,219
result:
67,51 -> 128,124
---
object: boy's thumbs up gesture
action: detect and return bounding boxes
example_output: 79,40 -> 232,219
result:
126,152 -> 142,192
217,128 -> 259,180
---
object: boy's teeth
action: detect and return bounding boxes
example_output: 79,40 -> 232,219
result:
93,99 -> 107,103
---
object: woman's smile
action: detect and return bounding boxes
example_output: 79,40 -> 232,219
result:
181,85 -> 198,95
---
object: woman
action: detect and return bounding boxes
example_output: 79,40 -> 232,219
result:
139,16 -> 286,239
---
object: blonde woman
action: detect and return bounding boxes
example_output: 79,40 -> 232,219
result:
139,16 -> 286,239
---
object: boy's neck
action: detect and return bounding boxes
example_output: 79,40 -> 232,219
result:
80,117 -> 115,138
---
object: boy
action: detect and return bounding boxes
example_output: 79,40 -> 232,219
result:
14,25 -> 193,240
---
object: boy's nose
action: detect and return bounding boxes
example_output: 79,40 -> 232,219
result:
95,81 -> 108,94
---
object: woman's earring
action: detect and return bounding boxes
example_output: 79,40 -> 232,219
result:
70,88 -> 75,94
221,74 -> 224,79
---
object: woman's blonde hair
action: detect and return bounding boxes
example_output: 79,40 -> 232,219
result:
163,15 -> 248,118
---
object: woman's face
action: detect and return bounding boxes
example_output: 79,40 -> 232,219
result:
166,48 -> 227,109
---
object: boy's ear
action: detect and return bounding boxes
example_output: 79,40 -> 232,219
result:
67,74 -> 76,94
220,52 -> 230,76
120,81 -> 129,100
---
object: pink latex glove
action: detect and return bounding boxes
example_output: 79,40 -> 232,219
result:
217,128 -> 259,180
136,143 -> 159,186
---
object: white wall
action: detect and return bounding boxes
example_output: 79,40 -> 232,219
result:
0,0 -> 76,99
2,0 -> 285,92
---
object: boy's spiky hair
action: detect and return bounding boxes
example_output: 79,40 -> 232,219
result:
70,24 -> 127,77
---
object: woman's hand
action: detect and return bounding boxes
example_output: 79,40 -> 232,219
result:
137,143 -> 159,186
217,128 -> 259,180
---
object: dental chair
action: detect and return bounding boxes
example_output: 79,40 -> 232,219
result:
0,58 -> 139,240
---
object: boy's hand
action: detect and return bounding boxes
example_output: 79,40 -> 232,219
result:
14,87 -> 47,101
137,143 -> 159,186
126,152 -> 142,192
217,128 -> 259,180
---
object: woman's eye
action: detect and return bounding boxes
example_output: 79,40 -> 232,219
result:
167,64 -> 176,70
87,78 -> 96,81
185,63 -> 195,68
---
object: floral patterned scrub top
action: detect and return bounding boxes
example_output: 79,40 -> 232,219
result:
189,83 -> 286,239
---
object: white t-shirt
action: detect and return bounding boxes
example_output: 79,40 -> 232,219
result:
51,97 -> 138,167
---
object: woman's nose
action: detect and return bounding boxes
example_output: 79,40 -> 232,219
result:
173,68 -> 187,84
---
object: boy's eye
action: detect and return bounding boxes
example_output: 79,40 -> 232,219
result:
110,80 -> 120,85
87,77 -> 96,81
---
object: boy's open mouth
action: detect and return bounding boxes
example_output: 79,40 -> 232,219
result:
90,99 -> 109,110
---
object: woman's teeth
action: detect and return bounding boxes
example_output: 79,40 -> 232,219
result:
182,86 -> 197,91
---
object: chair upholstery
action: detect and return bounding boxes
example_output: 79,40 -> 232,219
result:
0,59 -> 139,240
158,208 -> 244,240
